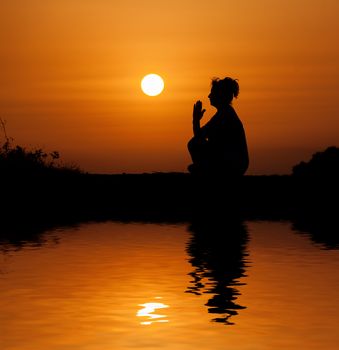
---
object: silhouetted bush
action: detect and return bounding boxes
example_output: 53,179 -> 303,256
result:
292,146 -> 339,177
0,142 -> 82,176
0,119 -> 82,176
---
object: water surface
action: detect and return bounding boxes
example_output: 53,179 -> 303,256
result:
1,219 -> 339,349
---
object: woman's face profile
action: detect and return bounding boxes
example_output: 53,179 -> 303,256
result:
208,87 -> 220,108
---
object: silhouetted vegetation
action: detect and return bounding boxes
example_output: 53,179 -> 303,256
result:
0,118 -> 82,176
292,146 -> 339,177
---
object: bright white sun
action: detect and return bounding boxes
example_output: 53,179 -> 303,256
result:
141,74 -> 164,96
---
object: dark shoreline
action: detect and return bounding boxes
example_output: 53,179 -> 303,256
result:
1,172 -> 338,249
2,172 -> 337,220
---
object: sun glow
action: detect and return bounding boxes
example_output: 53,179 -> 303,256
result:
141,74 -> 165,96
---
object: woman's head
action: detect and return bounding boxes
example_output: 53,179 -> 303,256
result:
208,77 -> 239,107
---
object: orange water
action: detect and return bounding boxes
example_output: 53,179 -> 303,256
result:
1,220 -> 339,349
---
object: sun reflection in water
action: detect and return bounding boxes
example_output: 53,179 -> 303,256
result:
137,298 -> 169,325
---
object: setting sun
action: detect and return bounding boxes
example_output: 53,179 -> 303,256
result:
141,74 -> 165,96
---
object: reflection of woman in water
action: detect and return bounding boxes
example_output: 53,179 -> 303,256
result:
187,77 -> 249,176
186,215 -> 249,325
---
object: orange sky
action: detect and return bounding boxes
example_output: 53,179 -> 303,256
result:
1,0 -> 338,174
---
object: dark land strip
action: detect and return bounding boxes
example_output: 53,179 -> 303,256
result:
1,172 -> 338,250
1,172 -> 337,220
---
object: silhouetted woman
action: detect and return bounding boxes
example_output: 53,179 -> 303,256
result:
187,77 -> 249,176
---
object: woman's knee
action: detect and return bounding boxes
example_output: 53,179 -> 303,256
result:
187,137 -> 196,151
187,136 -> 206,151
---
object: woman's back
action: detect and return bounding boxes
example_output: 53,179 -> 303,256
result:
201,105 -> 249,175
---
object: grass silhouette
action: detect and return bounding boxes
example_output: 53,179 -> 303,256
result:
0,118 -> 82,176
